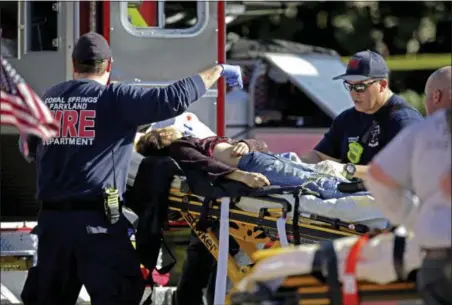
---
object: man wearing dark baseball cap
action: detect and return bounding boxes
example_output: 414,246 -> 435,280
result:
68,31 -> 114,83
332,49 -> 390,82
72,31 -> 112,62
301,50 -> 423,181
19,31 -> 245,305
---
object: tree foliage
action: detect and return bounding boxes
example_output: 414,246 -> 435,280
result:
228,1 -> 451,113
230,1 -> 451,56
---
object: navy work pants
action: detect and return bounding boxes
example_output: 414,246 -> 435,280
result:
417,249 -> 452,305
21,210 -> 144,305
174,226 -> 240,305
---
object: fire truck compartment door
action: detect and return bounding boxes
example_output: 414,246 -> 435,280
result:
108,1 -> 219,131
263,52 -> 354,118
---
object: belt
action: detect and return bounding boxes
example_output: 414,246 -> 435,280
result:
423,248 -> 452,259
41,198 -> 104,212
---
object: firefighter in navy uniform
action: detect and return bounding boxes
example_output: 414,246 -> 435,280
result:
300,50 -> 423,180
19,32 -> 243,305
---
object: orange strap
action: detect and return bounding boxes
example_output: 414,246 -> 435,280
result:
342,235 -> 370,305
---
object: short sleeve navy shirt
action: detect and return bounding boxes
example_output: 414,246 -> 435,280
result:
314,94 -> 424,165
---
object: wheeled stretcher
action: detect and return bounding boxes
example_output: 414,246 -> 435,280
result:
167,175 -> 374,285
127,153 -> 392,303
230,229 -> 423,305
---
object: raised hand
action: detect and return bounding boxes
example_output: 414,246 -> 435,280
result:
220,64 -> 243,89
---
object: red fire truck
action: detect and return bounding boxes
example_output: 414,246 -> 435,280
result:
0,1 -> 354,303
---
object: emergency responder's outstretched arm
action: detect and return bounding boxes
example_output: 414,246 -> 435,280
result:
198,65 -> 224,89
199,64 -> 243,89
116,64 -> 243,127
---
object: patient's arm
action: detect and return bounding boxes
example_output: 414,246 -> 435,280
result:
240,139 -> 269,153
229,139 -> 269,158
168,140 -> 238,181
168,140 -> 270,187
226,170 -> 270,188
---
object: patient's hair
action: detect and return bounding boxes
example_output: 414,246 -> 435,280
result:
135,130 -> 168,156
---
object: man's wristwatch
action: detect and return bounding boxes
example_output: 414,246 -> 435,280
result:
343,163 -> 356,180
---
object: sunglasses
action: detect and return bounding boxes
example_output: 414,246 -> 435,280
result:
343,80 -> 381,93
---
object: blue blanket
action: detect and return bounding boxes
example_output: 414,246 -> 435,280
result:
237,152 -> 370,200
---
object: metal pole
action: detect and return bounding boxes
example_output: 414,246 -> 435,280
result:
89,1 -> 96,32
73,0 -> 80,41
216,1 -> 226,137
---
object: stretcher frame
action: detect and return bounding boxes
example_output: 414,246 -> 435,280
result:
227,232 -> 422,305
230,274 -> 421,305
166,182 -> 422,304
167,183 -> 368,292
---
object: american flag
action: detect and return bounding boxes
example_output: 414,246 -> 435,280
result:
1,56 -> 59,156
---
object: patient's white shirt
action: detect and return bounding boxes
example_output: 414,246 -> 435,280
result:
372,109 -> 451,249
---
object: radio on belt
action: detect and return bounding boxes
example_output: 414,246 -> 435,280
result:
104,186 -> 120,224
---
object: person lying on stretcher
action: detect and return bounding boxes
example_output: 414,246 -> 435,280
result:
135,127 -> 369,200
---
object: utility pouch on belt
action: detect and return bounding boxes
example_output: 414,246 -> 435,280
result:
104,187 -> 120,224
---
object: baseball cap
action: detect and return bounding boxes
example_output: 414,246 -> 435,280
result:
72,32 -> 112,62
333,50 -> 389,82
